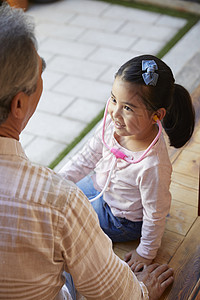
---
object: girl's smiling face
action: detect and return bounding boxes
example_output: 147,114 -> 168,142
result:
108,77 -> 156,143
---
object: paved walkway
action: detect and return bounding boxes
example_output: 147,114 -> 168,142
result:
20,0 -> 200,169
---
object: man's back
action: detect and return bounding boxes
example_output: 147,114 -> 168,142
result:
0,137 -> 75,299
0,137 -> 142,300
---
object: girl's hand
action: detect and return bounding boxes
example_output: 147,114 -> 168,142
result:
124,249 -> 152,272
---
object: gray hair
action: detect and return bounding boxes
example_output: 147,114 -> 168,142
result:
0,3 -> 39,124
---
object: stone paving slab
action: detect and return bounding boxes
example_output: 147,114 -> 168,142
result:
20,0 -> 194,167
164,21 -> 200,79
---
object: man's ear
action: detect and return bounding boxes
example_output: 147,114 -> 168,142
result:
153,108 -> 166,123
10,92 -> 26,119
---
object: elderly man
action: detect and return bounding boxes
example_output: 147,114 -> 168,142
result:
0,3 -> 173,300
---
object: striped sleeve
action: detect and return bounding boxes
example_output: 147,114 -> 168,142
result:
57,187 -> 143,300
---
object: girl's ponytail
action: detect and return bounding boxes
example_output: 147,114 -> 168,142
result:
162,83 -> 195,148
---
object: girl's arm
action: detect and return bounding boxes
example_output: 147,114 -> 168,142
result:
138,164 -> 171,258
125,163 -> 172,271
58,122 -> 103,183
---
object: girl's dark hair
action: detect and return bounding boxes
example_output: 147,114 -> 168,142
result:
115,54 -> 195,148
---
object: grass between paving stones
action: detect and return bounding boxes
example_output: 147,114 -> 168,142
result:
49,110 -> 104,169
48,0 -> 200,170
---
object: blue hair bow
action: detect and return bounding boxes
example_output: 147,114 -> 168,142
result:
142,60 -> 159,86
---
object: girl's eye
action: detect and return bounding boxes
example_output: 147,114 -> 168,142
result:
110,96 -> 117,103
124,105 -> 133,112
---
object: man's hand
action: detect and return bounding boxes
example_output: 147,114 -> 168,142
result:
135,263 -> 174,300
124,249 -> 152,272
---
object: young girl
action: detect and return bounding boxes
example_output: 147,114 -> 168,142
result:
59,54 -> 195,271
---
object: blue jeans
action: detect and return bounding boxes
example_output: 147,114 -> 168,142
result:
64,272 -> 76,300
77,176 -> 142,243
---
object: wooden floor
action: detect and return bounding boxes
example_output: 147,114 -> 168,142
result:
113,84 -> 200,300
